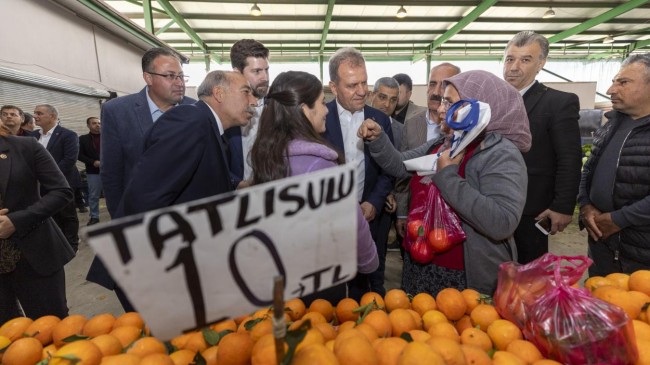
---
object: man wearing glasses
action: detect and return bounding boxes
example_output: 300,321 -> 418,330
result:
88,47 -> 195,311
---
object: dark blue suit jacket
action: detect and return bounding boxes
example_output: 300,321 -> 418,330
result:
39,125 -> 81,189
117,100 -> 234,216
224,126 -> 244,186
322,100 -> 395,214
100,87 -> 195,217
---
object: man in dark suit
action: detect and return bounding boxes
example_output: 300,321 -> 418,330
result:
33,104 -> 80,253
322,47 -> 394,297
0,129 -> 75,322
118,71 -> 257,216
394,63 -> 460,245
89,47 -> 195,310
503,31 -> 582,264
100,47 -> 195,218
78,117 -> 102,226
224,39 -> 270,188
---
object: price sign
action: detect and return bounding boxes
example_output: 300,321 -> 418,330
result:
84,164 -> 357,340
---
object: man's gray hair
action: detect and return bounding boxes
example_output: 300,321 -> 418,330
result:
506,31 -> 550,59
35,104 -> 59,117
197,70 -> 232,98
622,53 -> 650,82
329,47 -> 365,83
373,77 -> 399,93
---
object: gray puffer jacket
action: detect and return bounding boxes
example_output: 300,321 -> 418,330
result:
367,132 -> 527,294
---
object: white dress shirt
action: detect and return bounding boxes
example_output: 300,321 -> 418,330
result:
336,100 -> 366,201
241,98 -> 264,180
426,110 -> 442,141
38,124 -> 57,148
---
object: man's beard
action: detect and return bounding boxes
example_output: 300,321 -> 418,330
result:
253,84 -> 269,99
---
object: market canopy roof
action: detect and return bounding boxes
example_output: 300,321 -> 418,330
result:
82,0 -> 650,63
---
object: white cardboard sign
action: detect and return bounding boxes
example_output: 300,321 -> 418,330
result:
84,164 -> 357,340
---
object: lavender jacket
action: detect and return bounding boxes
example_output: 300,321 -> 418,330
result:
287,139 -> 379,274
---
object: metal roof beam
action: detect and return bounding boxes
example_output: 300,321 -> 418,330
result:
155,0 -> 207,52
548,0 -> 650,44
427,0 -> 498,52
152,0 -> 650,7
119,0 -> 166,14
628,38 -> 650,53
320,0 -> 336,52
142,0 -> 153,33
155,20 -> 176,36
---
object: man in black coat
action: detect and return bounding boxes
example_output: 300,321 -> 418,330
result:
33,104 -> 81,253
78,117 -> 102,226
503,31 -> 582,264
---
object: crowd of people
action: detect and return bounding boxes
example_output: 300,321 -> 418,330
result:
1,30 -> 649,321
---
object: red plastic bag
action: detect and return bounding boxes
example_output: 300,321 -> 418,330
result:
524,265 -> 638,364
404,179 -> 466,264
494,253 -> 590,329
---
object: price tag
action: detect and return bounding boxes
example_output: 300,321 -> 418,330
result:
84,164 -> 357,339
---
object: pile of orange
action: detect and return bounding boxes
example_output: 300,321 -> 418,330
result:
2,270 -> 650,365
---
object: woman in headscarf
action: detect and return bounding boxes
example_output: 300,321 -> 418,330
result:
251,70 -> 379,304
358,70 -> 531,295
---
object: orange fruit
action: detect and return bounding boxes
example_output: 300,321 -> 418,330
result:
426,336 -> 466,365
633,319 -> 650,341
427,321 -> 460,342
183,331 -> 209,353
210,319 -> 237,333
98,353 -> 141,365
411,293 -> 437,316
532,360 -> 563,365
249,318 -> 273,342
140,353 -> 175,365
309,299 -> 335,323
201,345 -> 219,365
470,304 -> 501,331
436,288 -> 467,321
292,343 -> 338,365
335,298 -> 360,324
0,317 -> 34,342
295,328 -> 325,353
2,337 -> 43,365
584,276 -> 616,291
460,344 -> 493,365
108,325 -> 142,348
492,350 -> 526,365
52,314 -> 87,347
216,332 -> 254,365
629,270 -> 650,296
25,315 -> 61,345
406,309 -> 422,330
634,339 -> 650,365
422,310 -> 448,331
461,289 -> 482,314
454,315 -> 473,334
487,319 -> 523,351
301,312 -> 327,326
460,327 -> 493,352
313,322 -> 337,342
374,337 -> 408,365
506,339 -> 543,363
113,312 -> 145,330
606,272 -> 631,290
251,333 -> 287,365
285,298 -> 307,321
388,308 -> 417,337
407,329 -> 431,343
253,307 -> 272,320
385,289 -> 410,312
90,334 -> 122,356
126,336 -> 167,357
606,291 -> 643,319
355,323 -> 379,343
362,309 -> 392,337
397,341 -> 445,365
169,349 -> 196,365
592,285 -> 625,302
49,339 -> 102,365
337,321 -> 356,334
334,333 -> 377,365
42,343 -> 57,360
82,313 -> 116,338
170,333 -> 190,350
360,292 -> 386,310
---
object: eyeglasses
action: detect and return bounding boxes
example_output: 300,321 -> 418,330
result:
441,100 -> 452,109
146,71 -> 189,83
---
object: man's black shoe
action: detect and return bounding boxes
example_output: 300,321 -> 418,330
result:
387,240 -> 401,251
87,218 -> 100,226
78,206 -> 88,213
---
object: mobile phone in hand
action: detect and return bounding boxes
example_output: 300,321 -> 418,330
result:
535,217 -> 552,235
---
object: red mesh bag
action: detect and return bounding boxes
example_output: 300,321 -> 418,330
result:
494,253 -> 590,329
524,265 -> 638,364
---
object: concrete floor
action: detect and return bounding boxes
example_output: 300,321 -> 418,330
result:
65,201 -> 587,317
